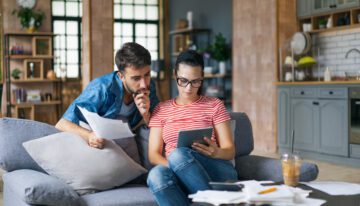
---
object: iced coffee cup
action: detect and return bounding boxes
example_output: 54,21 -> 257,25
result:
281,153 -> 301,187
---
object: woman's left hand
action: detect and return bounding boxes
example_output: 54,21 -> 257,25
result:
191,137 -> 219,158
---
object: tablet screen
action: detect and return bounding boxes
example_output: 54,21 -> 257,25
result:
177,127 -> 213,148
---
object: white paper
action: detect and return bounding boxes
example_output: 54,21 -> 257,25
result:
77,106 -> 134,139
189,181 -> 323,206
302,181 -> 360,196
189,190 -> 246,206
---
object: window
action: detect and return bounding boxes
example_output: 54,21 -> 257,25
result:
114,0 -> 160,61
52,0 -> 82,79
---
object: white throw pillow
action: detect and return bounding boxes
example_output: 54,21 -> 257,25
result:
23,132 -> 147,195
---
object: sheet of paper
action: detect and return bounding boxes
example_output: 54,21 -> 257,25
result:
78,106 -> 134,139
189,190 -> 246,206
302,181 -> 360,196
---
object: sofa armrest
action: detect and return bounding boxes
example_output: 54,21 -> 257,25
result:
235,155 -> 319,182
3,169 -> 79,206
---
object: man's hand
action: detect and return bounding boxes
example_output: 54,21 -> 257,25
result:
88,132 -> 105,149
133,90 -> 151,124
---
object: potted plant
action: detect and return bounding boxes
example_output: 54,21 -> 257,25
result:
12,68 -> 22,79
12,8 -> 45,33
318,18 -> 327,29
209,33 -> 231,74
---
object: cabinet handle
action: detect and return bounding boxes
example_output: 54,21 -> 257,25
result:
313,101 -> 319,105
329,91 -> 333,95
329,4 -> 337,8
300,91 -> 305,95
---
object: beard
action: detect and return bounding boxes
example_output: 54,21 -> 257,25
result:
123,81 -> 149,96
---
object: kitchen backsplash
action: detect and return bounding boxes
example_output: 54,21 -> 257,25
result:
311,27 -> 360,79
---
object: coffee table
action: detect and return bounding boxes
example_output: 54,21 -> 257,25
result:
192,183 -> 360,206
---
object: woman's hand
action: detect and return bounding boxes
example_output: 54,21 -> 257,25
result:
88,132 -> 105,149
191,137 -> 219,158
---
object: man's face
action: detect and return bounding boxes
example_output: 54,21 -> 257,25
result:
118,65 -> 151,95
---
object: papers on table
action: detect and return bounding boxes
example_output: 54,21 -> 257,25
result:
77,106 -> 134,139
189,190 -> 245,206
189,180 -> 326,206
302,181 -> 360,196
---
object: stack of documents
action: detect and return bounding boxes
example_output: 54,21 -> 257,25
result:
189,180 -> 326,206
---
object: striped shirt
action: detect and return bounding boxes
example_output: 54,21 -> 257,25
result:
149,96 -> 231,157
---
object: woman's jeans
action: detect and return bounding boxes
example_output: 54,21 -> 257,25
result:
147,147 -> 238,206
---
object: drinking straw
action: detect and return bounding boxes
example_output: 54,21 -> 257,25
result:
291,130 -> 295,154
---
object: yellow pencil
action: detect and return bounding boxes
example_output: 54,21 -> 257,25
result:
258,187 -> 277,195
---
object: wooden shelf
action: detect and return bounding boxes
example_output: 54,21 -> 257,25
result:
299,7 -> 360,33
6,55 -> 54,59
275,80 -> 360,86
12,79 -> 61,83
204,73 -> 230,78
5,32 -> 56,36
169,28 -> 211,35
13,101 -> 61,106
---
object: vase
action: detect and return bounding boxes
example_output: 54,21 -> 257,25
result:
219,61 -> 226,75
26,27 -> 35,33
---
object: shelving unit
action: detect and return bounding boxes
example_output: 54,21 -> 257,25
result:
298,7 -> 360,33
169,28 -> 232,108
4,32 -> 62,125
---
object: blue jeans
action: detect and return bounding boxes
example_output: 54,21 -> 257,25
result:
147,147 -> 238,206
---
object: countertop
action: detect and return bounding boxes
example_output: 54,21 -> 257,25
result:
275,80 -> 360,86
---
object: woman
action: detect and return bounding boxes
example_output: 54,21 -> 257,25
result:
147,50 -> 237,206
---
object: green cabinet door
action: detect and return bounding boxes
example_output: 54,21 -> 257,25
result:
312,0 -> 359,15
291,98 -> 318,152
318,99 -> 348,156
297,0 -> 312,17
278,88 -> 291,147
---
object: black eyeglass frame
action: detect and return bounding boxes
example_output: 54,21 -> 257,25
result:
176,77 -> 204,88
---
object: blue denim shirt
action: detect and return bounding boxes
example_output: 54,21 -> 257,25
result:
62,71 -> 159,128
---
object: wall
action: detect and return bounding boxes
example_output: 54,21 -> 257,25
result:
232,0 -> 296,152
312,28 -> 360,79
82,0 -> 114,87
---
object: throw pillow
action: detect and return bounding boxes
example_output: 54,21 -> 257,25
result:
3,169 -> 79,206
23,132 -> 147,195
0,118 -> 59,173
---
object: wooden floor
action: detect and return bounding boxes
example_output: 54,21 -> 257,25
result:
0,152 -> 359,205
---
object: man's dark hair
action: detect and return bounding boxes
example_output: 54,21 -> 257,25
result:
115,42 -> 151,72
174,50 -> 204,95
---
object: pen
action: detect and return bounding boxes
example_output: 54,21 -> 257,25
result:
258,187 -> 277,195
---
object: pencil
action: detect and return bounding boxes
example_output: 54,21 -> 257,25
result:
258,187 -> 277,195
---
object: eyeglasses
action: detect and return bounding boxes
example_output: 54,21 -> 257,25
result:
176,77 -> 203,88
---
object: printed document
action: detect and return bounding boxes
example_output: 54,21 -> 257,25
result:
77,106 -> 134,139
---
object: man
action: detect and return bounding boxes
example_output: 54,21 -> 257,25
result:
56,42 -> 159,149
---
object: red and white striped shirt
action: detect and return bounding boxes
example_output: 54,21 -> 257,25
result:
149,96 -> 230,157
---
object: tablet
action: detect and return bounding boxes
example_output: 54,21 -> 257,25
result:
177,127 -> 213,148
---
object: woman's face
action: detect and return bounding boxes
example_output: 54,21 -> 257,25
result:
175,63 -> 203,99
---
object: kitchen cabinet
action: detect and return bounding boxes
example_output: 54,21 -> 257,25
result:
297,0 -> 312,17
291,98 -> 318,152
278,86 -> 348,157
318,99 -> 348,156
277,88 -> 291,147
312,0 -> 359,15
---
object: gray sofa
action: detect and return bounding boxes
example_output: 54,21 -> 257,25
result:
0,112 -> 318,206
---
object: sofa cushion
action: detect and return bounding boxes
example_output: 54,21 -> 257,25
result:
134,125 -> 154,170
23,132 -> 147,195
80,185 -> 157,206
230,112 -> 254,157
3,169 -> 79,206
0,118 -> 59,172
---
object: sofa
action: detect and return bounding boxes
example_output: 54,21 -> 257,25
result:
0,112 -> 318,206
